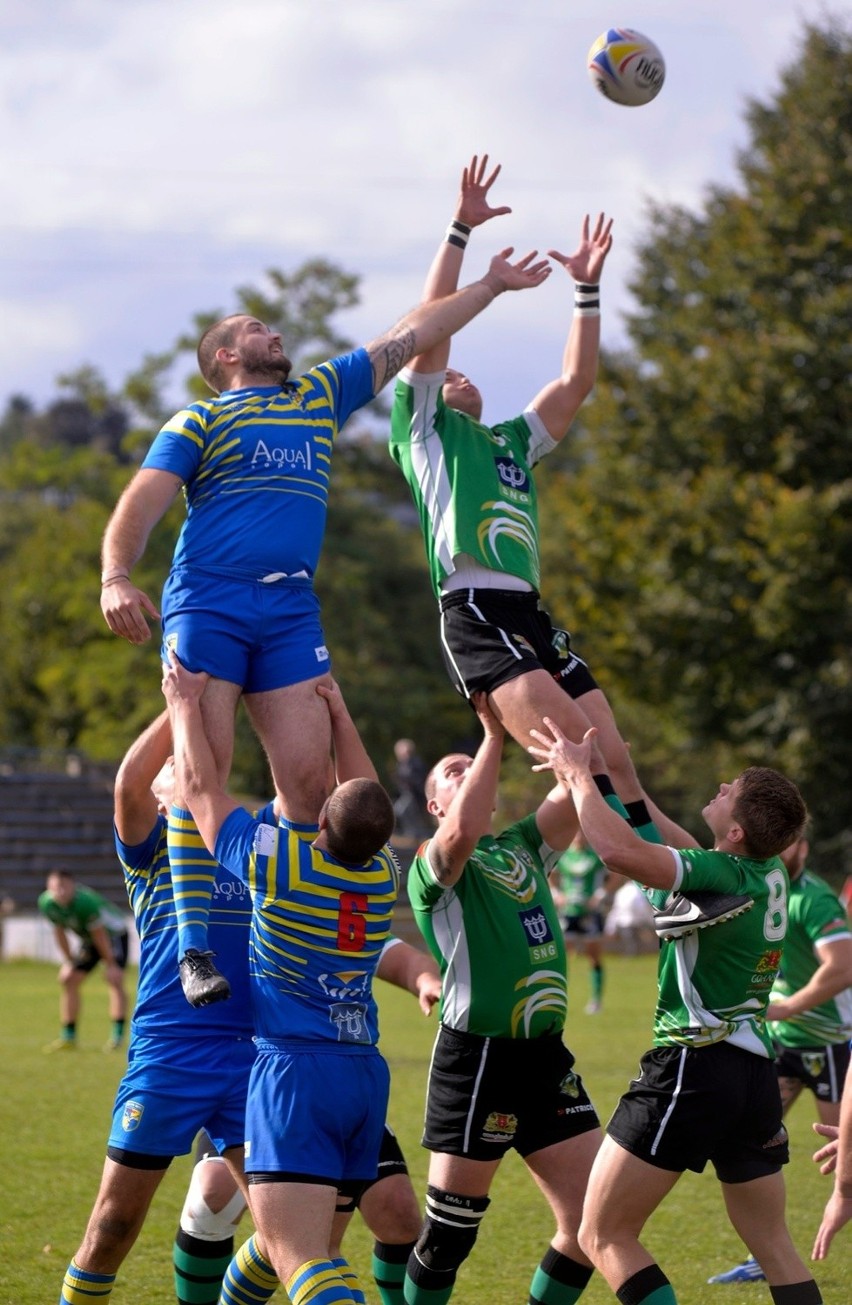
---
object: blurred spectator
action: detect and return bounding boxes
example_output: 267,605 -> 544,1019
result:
392,738 -> 431,840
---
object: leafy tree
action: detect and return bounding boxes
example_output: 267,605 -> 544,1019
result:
539,17 -> 852,876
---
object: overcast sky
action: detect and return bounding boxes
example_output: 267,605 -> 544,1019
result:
1,0 -> 830,424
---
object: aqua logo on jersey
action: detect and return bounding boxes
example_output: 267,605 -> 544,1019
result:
518,906 -> 558,961
494,457 -> 529,494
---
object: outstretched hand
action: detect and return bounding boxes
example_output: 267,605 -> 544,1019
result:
812,1122 -> 840,1176
485,247 -> 551,295
549,212 -> 613,285
528,718 -> 597,784
456,153 -> 512,229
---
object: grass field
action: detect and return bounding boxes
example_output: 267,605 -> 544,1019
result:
2,955 -> 849,1304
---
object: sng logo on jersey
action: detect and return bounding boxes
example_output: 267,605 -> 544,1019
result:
122,1100 -> 145,1132
518,906 -> 558,961
329,1001 -> 370,1044
494,457 -> 529,495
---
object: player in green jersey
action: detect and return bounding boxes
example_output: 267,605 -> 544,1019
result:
709,834 -> 852,1284
38,870 -> 128,1052
530,717 -> 822,1305
549,833 -> 623,1014
388,156 -> 667,859
404,694 -> 602,1305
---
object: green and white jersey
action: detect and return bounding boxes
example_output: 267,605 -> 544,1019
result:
37,884 -> 126,944
768,870 -> 852,1048
389,369 -> 557,597
654,847 -> 790,1057
554,845 -> 607,918
407,814 -> 567,1039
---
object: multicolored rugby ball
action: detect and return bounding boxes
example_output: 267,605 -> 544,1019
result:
587,28 -> 665,107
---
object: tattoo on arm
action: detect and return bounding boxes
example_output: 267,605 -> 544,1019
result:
368,325 -> 417,393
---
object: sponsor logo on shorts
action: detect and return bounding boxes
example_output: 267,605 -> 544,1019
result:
763,1125 -> 788,1150
315,645 -> 329,662
519,906 -> 557,960
481,1111 -> 518,1143
122,1100 -> 144,1132
494,457 -> 529,494
329,1001 -> 370,1044
164,632 -> 179,654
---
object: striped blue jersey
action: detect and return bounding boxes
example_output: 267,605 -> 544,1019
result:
215,809 -> 399,1044
142,350 -> 373,577
116,814 -> 253,1037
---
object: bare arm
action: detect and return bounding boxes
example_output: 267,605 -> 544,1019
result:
376,937 -> 442,1016
529,721 -> 677,889
100,468 -> 183,644
534,781 -> 580,854
365,247 -> 550,395
768,936 -> 852,1022
161,651 -> 239,857
427,694 -> 505,888
316,681 -> 377,784
530,213 -> 613,441
411,154 -> 512,376
640,791 -> 702,850
813,1057 -> 852,1259
114,710 -> 172,846
52,924 -> 73,964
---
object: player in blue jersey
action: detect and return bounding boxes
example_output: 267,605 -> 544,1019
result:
59,710 -> 255,1305
163,652 -> 404,1305
530,718 -> 822,1305
99,247 -> 551,1008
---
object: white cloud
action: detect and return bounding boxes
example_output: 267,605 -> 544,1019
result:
0,0 -> 821,417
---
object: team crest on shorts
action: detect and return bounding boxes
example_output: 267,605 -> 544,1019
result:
122,1100 -> 145,1132
802,1051 -> 827,1078
559,1070 -> 580,1099
481,1111 -> 518,1144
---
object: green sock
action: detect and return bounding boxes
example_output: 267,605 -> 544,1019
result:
372,1240 -> 416,1305
591,964 -> 603,1003
616,1264 -> 677,1304
111,1019 -> 125,1044
173,1228 -> 233,1305
624,800 -> 663,845
529,1247 -> 593,1303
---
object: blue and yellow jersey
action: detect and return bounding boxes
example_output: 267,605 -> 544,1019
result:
142,351 -> 373,578
116,815 -> 253,1038
215,810 -> 399,1045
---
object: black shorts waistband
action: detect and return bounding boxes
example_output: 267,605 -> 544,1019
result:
439,587 -> 541,612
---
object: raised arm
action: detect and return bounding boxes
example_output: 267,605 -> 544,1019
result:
161,650 -> 239,857
427,693 -> 505,888
529,720 -> 676,889
100,467 -> 183,644
529,212 -> 613,442
114,710 -> 173,846
365,246 -> 549,395
316,680 -> 377,784
411,154 -> 512,376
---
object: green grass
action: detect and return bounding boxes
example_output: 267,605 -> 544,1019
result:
1,956 -> 849,1303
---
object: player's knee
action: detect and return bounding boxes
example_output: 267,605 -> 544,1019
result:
412,1186 -> 490,1276
179,1156 -> 247,1241
362,1175 -> 422,1243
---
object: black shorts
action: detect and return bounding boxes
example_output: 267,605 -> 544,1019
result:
608,1042 -> 789,1183
438,589 -> 598,701
774,1041 -> 851,1103
563,913 -> 605,941
423,1024 -> 599,1161
75,930 -> 129,974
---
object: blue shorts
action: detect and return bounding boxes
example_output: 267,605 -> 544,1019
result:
107,1035 -> 255,1158
245,1041 -> 390,1182
161,568 -> 331,693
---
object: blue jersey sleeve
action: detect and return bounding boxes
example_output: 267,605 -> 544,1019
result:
321,348 -> 374,429
215,807 -> 265,884
142,403 -> 212,482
